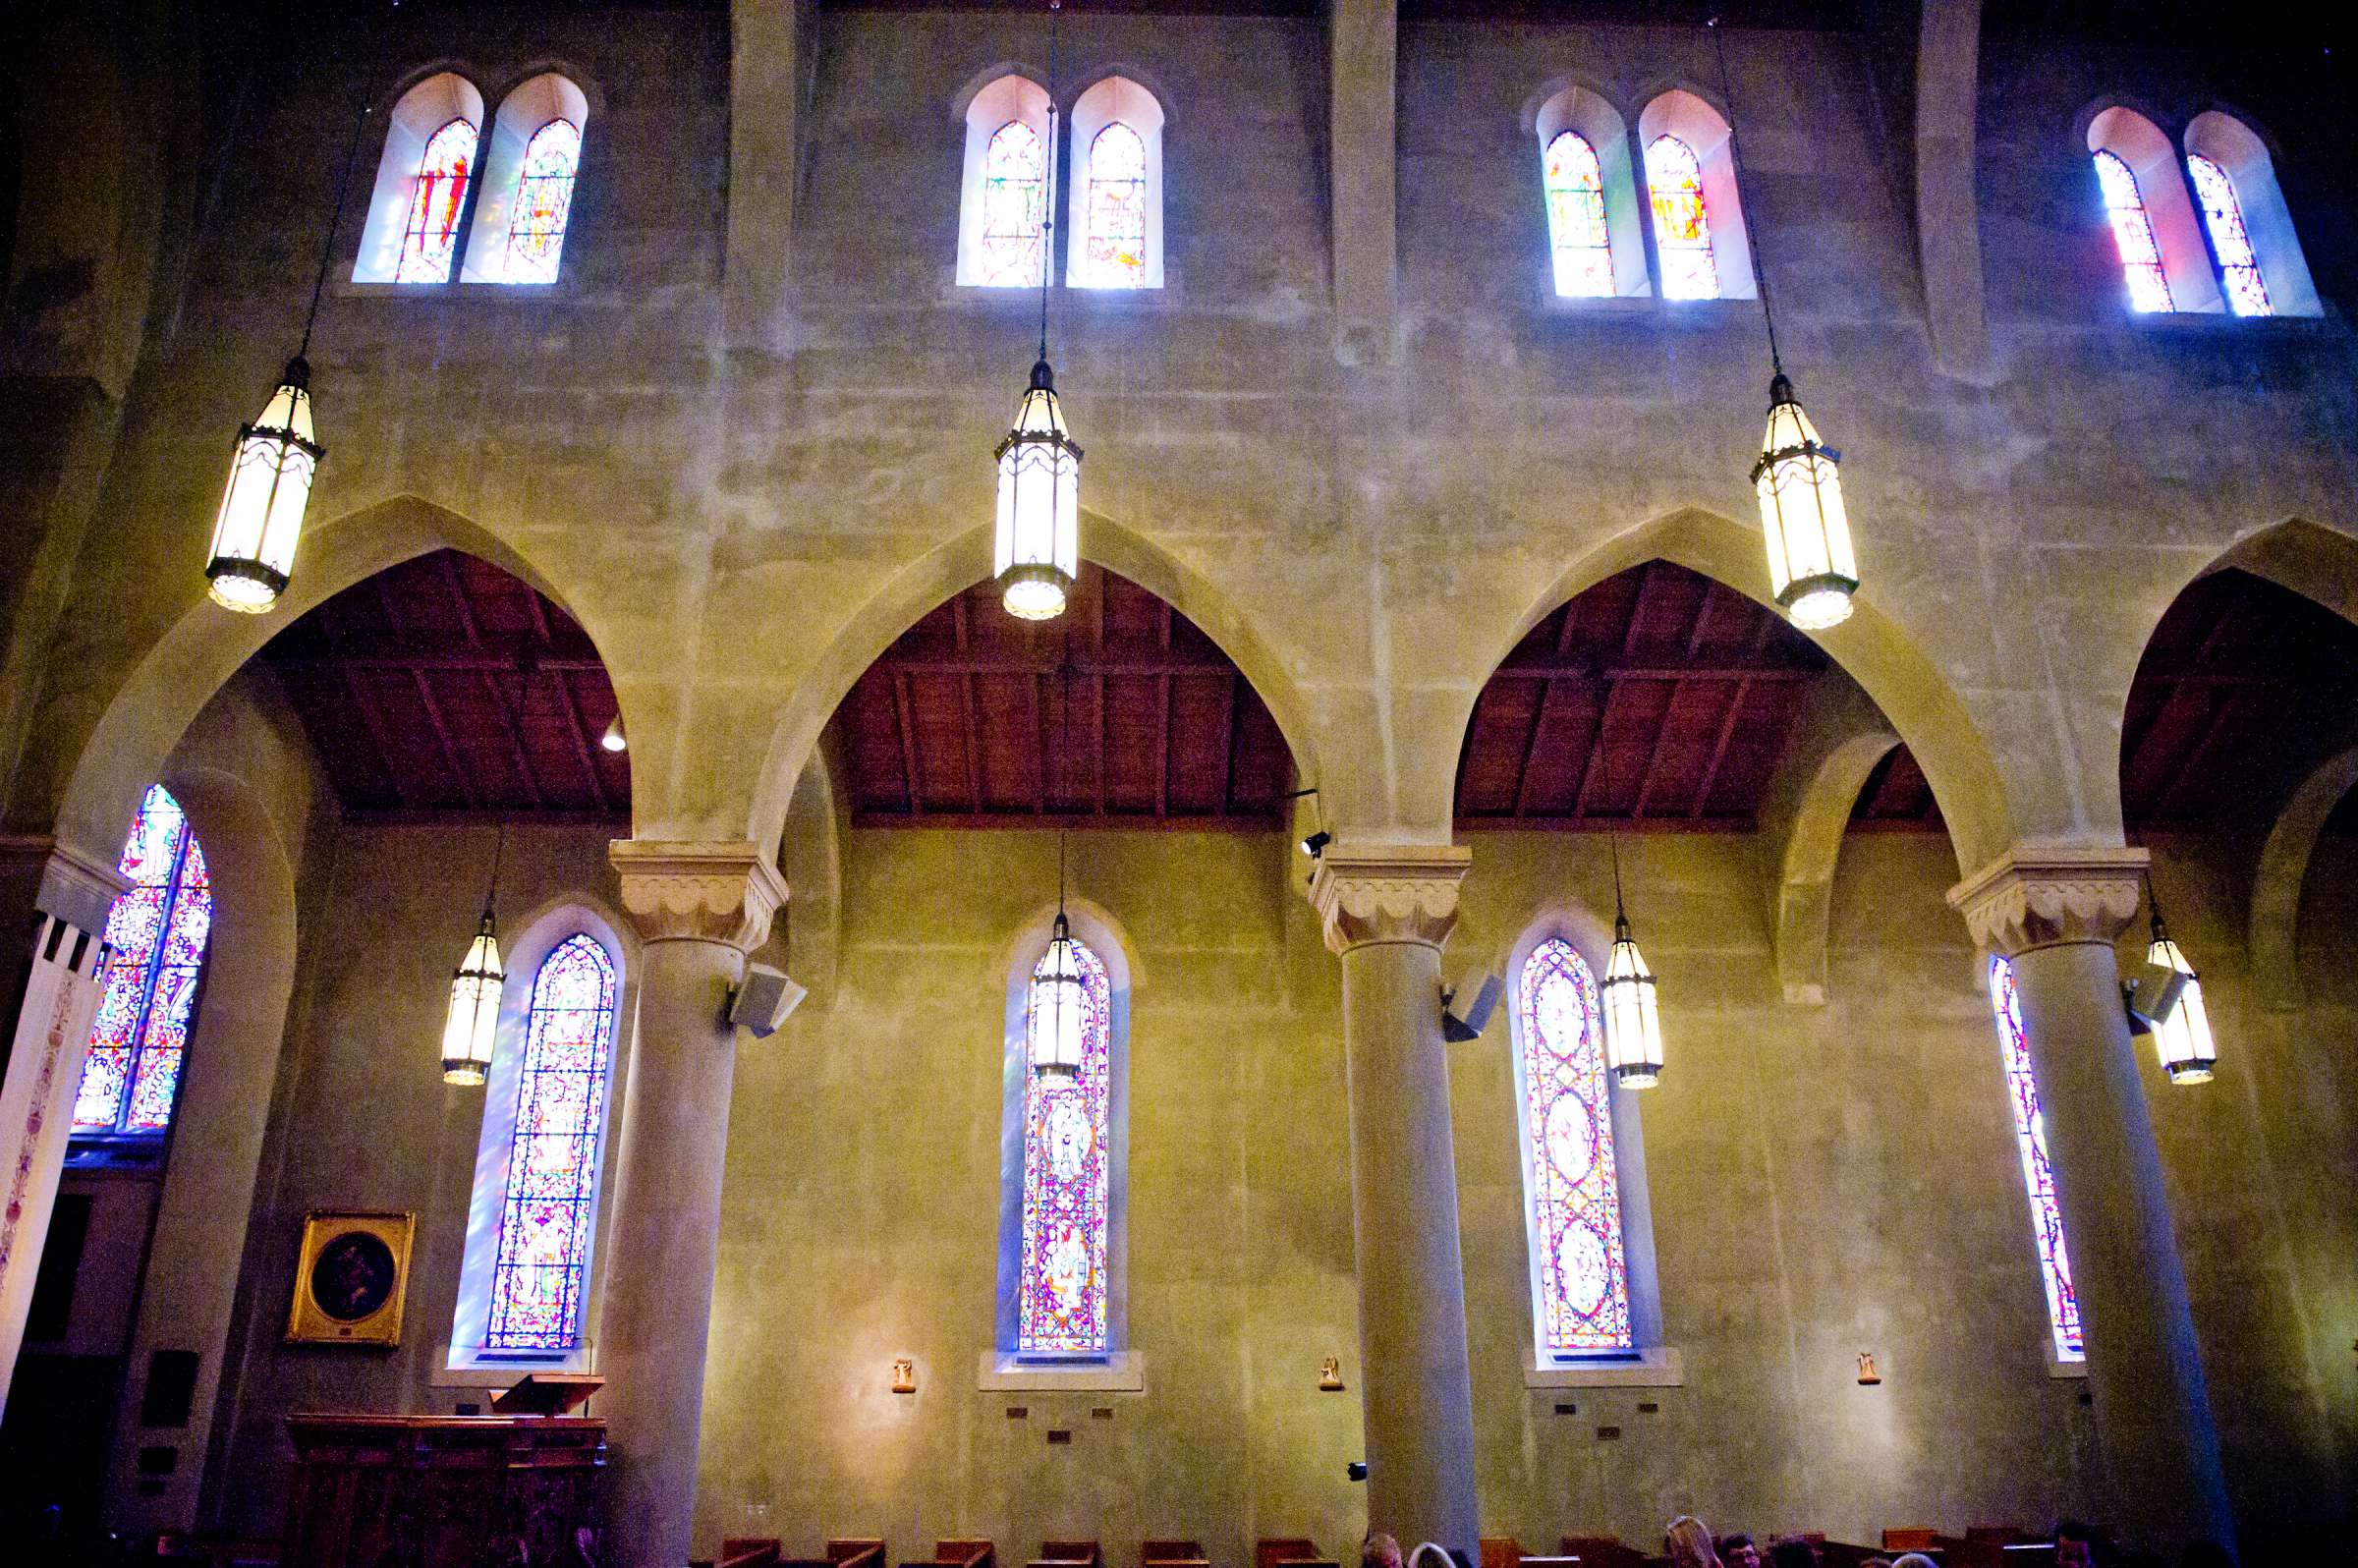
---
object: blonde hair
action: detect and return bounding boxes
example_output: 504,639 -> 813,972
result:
1666,1519 -> 1721,1568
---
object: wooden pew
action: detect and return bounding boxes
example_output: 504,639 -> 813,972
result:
1882,1533 -> 1939,1554
1033,1541 -> 1102,1568
1482,1540 -> 1525,1568
1561,1540 -> 1645,1568
831,1541 -> 888,1568
720,1542 -> 782,1568
930,1542 -> 996,1568
1259,1540 -> 1338,1568
1144,1541 -> 1209,1568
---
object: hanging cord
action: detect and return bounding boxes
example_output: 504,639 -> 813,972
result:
300,104 -> 373,363
479,653 -> 535,921
1039,0 -> 1063,364
1610,835 -> 1630,931
1056,641 -> 1075,916
1709,17 -> 1782,377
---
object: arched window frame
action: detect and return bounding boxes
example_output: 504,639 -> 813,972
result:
354,73 -> 487,286
1635,89 -> 1757,302
2183,110 -> 2322,317
1066,76 -> 1166,291
1507,917 -> 1676,1387
1532,84 -> 1649,300
70,784 -> 211,1146
986,902 -> 1140,1390
2085,106 -> 2220,314
956,72 -> 1055,289
462,72 -> 593,285
447,904 -> 633,1373
1985,955 -> 2086,1368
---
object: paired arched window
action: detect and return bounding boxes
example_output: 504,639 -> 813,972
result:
72,785 -> 210,1139
957,73 -> 1054,288
1067,77 -> 1165,290
1011,933 -> 1114,1353
1987,957 -> 2084,1363
1646,136 -> 1715,301
356,71 -> 590,287
1514,936 -> 1635,1354
1543,132 -> 1614,298
450,922 -> 623,1364
1635,89 -> 1756,303
2083,106 -> 2315,318
2093,149 -> 2174,313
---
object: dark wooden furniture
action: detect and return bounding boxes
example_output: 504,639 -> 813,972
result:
1561,1539 -> 1647,1568
832,1540 -> 889,1568
1258,1540 -> 1336,1568
933,1540 -> 996,1568
722,1543 -> 784,1568
1034,1540 -> 1102,1568
1143,1541 -> 1208,1568
283,1414 -> 604,1568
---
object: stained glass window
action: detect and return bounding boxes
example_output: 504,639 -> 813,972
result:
73,785 -> 209,1138
1646,135 -> 1718,301
1544,131 -> 1614,298
2186,154 -> 2270,317
1017,935 -> 1111,1354
484,934 -> 618,1352
2093,149 -> 2173,313
1083,123 -> 1148,288
979,120 -> 1049,288
503,118 -> 582,286
1988,956 -> 2085,1362
1517,938 -> 1633,1355
397,116 -> 478,284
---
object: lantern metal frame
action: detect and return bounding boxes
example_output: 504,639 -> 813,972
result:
440,907 -> 505,1087
1598,843 -> 1665,1088
2145,902 -> 2218,1086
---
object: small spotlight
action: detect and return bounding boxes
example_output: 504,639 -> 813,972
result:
601,713 -> 627,754
1299,830 -> 1331,859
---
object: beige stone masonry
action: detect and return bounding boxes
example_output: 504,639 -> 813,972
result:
610,839 -> 788,950
1946,844 -> 2150,954
1308,843 -> 1473,954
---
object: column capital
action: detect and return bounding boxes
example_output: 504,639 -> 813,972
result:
1308,843 -> 1472,954
0,835 -> 135,935
1946,843 -> 2150,954
610,840 -> 786,950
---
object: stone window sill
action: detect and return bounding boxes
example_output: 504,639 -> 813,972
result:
433,1343 -> 596,1386
977,1350 -> 1146,1391
1522,1345 -> 1684,1387
2047,1347 -> 2089,1380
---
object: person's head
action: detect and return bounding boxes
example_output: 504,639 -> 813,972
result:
1892,1556 -> 1939,1568
1362,1534 -> 1403,1568
2053,1521 -> 2100,1568
1665,1518 -> 1720,1568
1716,1536 -> 1760,1568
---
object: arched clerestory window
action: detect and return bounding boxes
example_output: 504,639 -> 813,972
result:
1987,956 -> 2085,1364
450,919 -> 625,1367
2183,111 -> 2320,317
2093,149 -> 2174,313
1645,135 -> 1716,302
355,74 -> 486,285
957,73 -> 1054,288
1067,76 -> 1165,290
2185,154 -> 2267,315
463,73 -> 592,285
1514,934 -> 1655,1358
1533,85 -> 1647,300
72,785 -> 210,1141
1543,132 -> 1613,298
2085,107 -> 2217,314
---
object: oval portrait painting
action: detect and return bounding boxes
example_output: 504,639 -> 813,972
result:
309,1230 -> 399,1322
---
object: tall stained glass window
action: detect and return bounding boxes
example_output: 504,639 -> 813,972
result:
503,118 -> 582,285
1988,956 -> 2085,1362
1544,131 -> 1613,298
73,785 -> 210,1138
1082,124 -> 1148,289
2186,154 -> 2271,317
1017,935 -> 1112,1354
2093,149 -> 2173,313
1517,938 -> 1633,1355
1646,135 -> 1718,301
484,934 -> 618,1352
398,117 -> 479,284
980,120 -> 1049,288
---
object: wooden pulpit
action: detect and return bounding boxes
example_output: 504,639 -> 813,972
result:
284,1413 -> 606,1568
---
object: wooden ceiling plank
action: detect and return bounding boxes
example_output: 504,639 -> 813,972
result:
1630,690 -> 1677,818
1096,672 -> 1110,816
554,669 -> 614,816
1683,585 -> 1717,658
1490,660 -> 1813,683
1511,678 -> 1559,818
961,671 -> 985,812
952,592 -> 971,650
523,585 -> 555,648
1619,563 -> 1653,658
2152,688 -> 2244,820
1553,599 -> 1579,657
1570,677 -> 1619,819
372,573 -> 405,636
1215,671 -> 1239,814
411,668 -> 482,812
343,667 -> 418,811
267,651 -> 608,673
1690,675 -> 1752,818
893,670 -> 926,816
440,552 -> 484,647
1156,672 -> 1172,816
1031,673 -> 1051,813
484,667 -> 546,812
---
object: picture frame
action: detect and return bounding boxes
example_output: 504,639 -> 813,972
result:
286,1210 -> 415,1347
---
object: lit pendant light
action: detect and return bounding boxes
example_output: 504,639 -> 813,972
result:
2145,893 -> 2217,1085
1600,842 -> 1664,1087
993,0 -> 1081,622
601,711 -> 627,753
1713,19 -> 1859,633
205,108 -> 369,614
441,906 -> 504,1086
1030,655 -> 1086,1078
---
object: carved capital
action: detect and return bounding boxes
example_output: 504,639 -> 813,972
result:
0,835 -> 135,936
1308,843 -> 1472,954
1946,844 -> 2149,955
610,840 -> 787,951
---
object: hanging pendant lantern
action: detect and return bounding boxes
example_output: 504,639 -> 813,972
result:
1600,908 -> 1665,1088
1031,910 -> 1087,1078
440,909 -> 503,1086
1752,372 -> 1858,632
994,358 -> 1083,621
204,359 -> 323,613
2146,912 -> 2217,1085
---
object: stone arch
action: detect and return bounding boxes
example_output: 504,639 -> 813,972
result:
2202,517 -> 2358,627
2249,745 -> 2358,1013
1436,505 -> 2014,872
1757,677 -> 1903,1007
51,493 -> 621,872
748,511 -> 1320,867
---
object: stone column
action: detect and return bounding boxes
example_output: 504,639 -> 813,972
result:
1948,848 -> 2235,1558
601,842 -> 786,1568
1309,844 -> 1479,1561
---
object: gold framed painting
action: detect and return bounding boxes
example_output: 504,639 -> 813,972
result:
286,1210 -> 415,1347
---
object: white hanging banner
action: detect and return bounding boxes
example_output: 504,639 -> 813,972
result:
0,915 -> 109,1414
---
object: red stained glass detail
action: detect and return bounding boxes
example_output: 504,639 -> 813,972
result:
1990,957 -> 2084,1361
1517,938 -> 1633,1354
1017,937 -> 1111,1354
399,117 -> 478,284
73,786 -> 209,1136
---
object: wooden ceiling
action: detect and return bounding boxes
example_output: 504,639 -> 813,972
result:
1455,562 -> 1828,829
259,550 -> 628,822
837,563 -> 1295,827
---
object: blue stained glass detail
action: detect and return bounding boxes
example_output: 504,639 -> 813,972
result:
1517,937 -> 1633,1354
1989,956 -> 2085,1361
484,934 -> 618,1352
73,785 -> 209,1137
1018,936 -> 1111,1354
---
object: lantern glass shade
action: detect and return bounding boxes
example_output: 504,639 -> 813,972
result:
205,358 -> 323,614
1600,918 -> 1664,1088
440,915 -> 504,1086
1030,920 -> 1087,1077
2147,930 -> 2218,1084
994,360 -> 1081,622
1752,374 -> 1857,632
